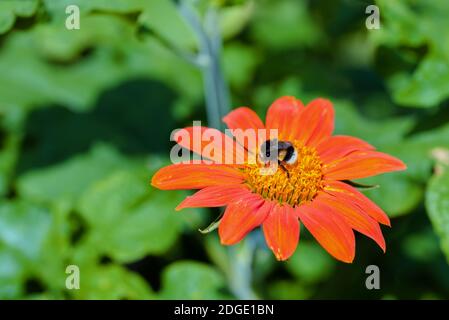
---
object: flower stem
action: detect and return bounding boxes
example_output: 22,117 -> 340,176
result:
228,233 -> 259,300
178,1 -> 230,130
178,1 -> 257,300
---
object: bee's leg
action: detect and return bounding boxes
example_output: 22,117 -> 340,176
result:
279,162 -> 290,179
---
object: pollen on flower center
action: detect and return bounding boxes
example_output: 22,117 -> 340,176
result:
243,142 -> 323,207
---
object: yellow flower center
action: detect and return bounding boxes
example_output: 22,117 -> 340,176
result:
243,141 -> 323,207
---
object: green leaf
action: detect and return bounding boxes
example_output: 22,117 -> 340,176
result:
17,144 -> 132,208
0,130 -> 21,196
43,0 -> 148,17
426,167 -> 449,263
402,229 -> 441,262
0,0 -> 39,34
379,122 -> 449,185
404,123 -> 449,175
0,201 -> 52,299
220,1 -> 254,40
18,145 -> 144,292
388,53 -> 449,108
223,42 -> 260,90
0,16 -> 139,111
373,0 -> 449,107
268,280 -> 312,300
360,173 -> 423,218
72,264 -> 154,300
138,0 -> 198,51
78,171 -> 147,225
77,170 -> 182,262
159,261 -> 229,299
0,201 -> 52,261
285,241 -> 335,284
249,0 -> 321,49
0,249 -> 24,299
0,15 -> 201,112
334,100 -> 415,147
199,219 -> 221,234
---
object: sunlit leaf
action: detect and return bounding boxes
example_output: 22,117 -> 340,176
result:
223,42 -> 260,90
0,201 -> 52,299
220,1 -> 254,40
43,0 -> 147,17
159,261 -> 230,299
0,15 -> 201,112
77,170 -> 182,262
286,241 -> 335,284
0,249 -> 24,299
426,167 -> 449,263
72,264 -> 154,299
0,201 -> 52,261
249,0 -> 321,49
0,0 -> 38,34
361,173 -> 423,218
373,0 -> 449,108
138,0 -> 197,51
17,144 -> 132,207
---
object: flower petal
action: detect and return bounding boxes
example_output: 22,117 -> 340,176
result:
219,195 -> 269,245
265,96 -> 304,141
152,164 -> 244,190
324,180 -> 390,226
223,107 -> 265,131
175,126 -> 246,164
263,204 -> 300,261
323,150 -> 407,180
316,135 -> 375,164
296,202 -> 355,263
176,185 -> 251,210
314,193 -> 386,252
223,107 -> 265,154
296,98 -> 335,147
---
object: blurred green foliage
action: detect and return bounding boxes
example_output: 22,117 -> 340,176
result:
1,0 -> 449,300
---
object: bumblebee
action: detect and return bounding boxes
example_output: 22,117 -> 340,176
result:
259,139 -> 298,177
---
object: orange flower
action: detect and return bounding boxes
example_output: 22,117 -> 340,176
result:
152,97 -> 406,262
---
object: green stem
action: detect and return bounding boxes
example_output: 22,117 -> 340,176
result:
179,1 -> 230,130
178,1 -> 256,300
228,234 -> 259,300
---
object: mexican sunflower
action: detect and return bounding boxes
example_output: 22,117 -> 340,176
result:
151,96 -> 406,262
